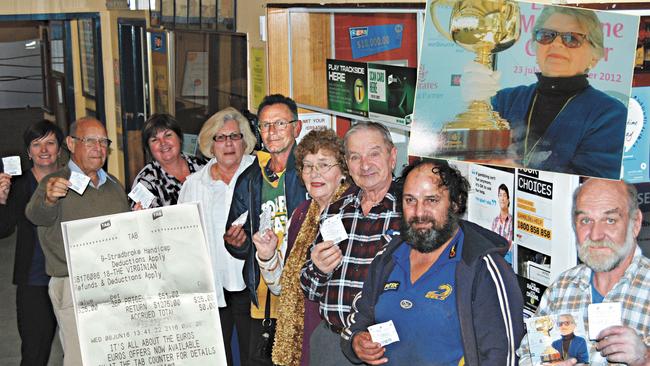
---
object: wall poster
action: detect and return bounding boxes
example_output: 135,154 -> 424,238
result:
409,1 -> 640,180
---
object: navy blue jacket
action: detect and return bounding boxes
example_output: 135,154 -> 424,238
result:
341,220 -> 525,366
552,335 -> 589,364
225,147 -> 307,306
493,83 -> 626,179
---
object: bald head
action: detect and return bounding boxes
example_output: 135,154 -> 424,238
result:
67,117 -> 110,176
573,179 -> 638,222
572,178 -> 642,272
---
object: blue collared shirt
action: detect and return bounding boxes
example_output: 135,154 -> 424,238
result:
375,229 -> 465,365
67,159 -> 111,188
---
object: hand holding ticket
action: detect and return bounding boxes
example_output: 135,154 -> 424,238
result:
368,320 -> 400,347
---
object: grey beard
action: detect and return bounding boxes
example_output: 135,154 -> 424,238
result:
577,221 -> 636,272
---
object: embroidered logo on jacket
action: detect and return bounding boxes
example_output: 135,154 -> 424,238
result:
383,282 -> 400,291
425,284 -> 452,300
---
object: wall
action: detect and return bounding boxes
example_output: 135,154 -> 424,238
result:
0,1 -> 109,14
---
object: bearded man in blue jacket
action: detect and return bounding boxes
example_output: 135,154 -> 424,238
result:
341,159 -> 524,366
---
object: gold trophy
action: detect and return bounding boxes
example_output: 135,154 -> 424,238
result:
534,316 -> 562,363
429,0 -> 520,156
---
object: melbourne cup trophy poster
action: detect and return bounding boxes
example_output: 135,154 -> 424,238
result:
62,203 -> 227,366
409,0 -> 640,180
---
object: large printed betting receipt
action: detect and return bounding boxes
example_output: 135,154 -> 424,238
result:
62,203 -> 227,366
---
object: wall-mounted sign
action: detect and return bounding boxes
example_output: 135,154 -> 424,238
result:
368,63 -> 415,125
326,59 -> 368,117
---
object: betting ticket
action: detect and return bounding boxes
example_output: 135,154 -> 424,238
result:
588,302 -> 622,340
320,214 -> 348,244
368,320 -> 400,347
68,171 -> 91,195
232,211 -> 248,226
2,156 -> 22,176
258,206 -> 273,234
128,182 -> 156,209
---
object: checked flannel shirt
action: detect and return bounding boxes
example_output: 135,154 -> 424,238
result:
299,182 -> 401,330
517,246 -> 650,365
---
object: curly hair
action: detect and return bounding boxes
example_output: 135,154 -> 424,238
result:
294,128 -> 348,184
399,158 -> 470,215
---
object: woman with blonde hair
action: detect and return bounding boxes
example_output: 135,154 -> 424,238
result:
178,107 -> 257,365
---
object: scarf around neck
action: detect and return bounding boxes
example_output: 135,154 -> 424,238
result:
272,182 -> 349,366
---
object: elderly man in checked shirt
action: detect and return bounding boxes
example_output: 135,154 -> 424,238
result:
518,178 -> 649,366
300,122 -> 401,366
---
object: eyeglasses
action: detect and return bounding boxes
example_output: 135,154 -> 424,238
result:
71,136 -> 112,148
302,162 -> 339,174
258,119 -> 297,132
557,321 -> 574,327
534,28 -> 589,48
213,133 -> 244,142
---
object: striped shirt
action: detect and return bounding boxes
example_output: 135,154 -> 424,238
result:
491,213 -> 513,242
517,247 -> 650,365
299,182 -> 401,330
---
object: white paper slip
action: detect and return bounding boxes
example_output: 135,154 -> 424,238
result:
68,171 -> 91,195
2,156 -> 22,176
232,210 -> 248,226
128,182 -> 156,209
320,214 -> 348,244
588,302 -> 622,340
258,205 -> 273,234
368,320 -> 400,347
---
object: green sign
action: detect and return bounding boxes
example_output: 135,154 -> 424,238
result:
368,63 -> 416,125
327,59 -> 368,117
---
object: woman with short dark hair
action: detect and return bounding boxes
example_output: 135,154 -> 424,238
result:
0,120 -> 64,365
130,114 -> 206,208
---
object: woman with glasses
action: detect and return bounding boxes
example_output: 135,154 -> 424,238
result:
251,129 -> 350,366
470,6 -> 626,179
178,107 -> 257,366
0,120 -> 63,365
130,114 -> 206,208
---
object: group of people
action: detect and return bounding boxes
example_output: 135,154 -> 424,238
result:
1,91 -> 647,366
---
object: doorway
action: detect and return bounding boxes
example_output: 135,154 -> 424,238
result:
118,19 -> 150,190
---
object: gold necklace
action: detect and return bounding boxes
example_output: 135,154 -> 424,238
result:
523,92 -> 578,167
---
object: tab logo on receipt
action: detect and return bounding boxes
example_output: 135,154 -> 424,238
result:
152,210 -> 163,220
100,220 -> 111,230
